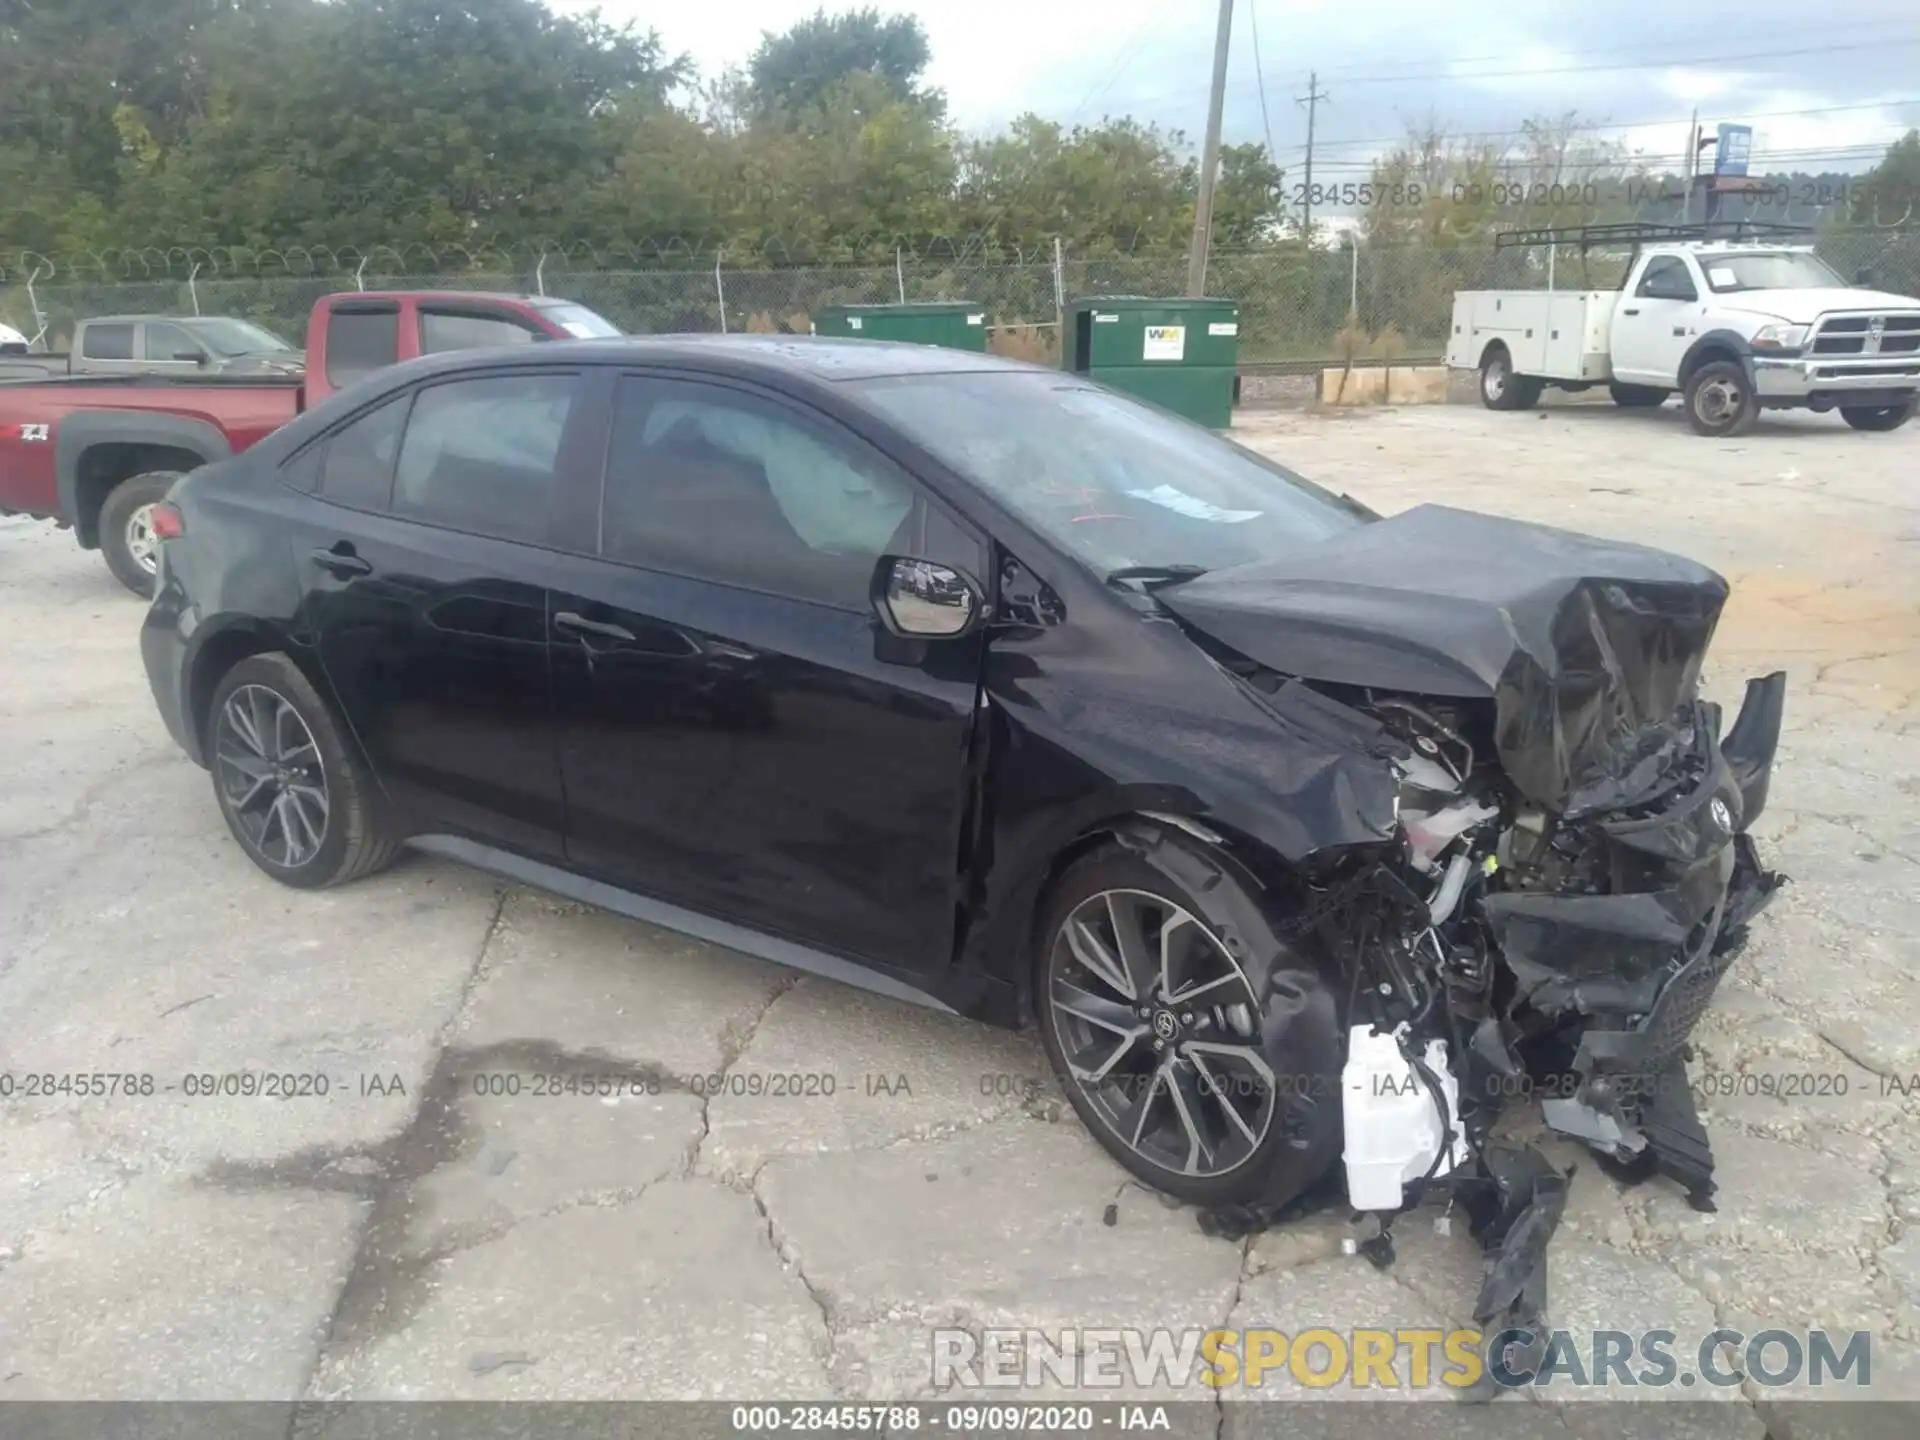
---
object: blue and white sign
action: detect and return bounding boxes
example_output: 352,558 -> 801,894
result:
1715,124 -> 1753,177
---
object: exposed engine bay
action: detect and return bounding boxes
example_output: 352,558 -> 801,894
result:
1149,505 -> 1788,1372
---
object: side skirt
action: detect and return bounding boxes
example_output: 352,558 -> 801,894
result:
406,834 -> 962,1016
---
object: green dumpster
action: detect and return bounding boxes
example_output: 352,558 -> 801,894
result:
1062,296 -> 1239,428
811,301 -> 988,352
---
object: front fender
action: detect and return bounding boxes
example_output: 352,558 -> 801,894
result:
1678,329 -> 1757,388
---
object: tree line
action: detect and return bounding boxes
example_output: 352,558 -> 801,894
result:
4,0 -> 1916,264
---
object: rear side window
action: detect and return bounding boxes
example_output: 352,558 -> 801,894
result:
392,373 -> 578,542
81,323 -> 134,360
325,308 -> 400,390
320,395 -> 409,510
420,310 -> 543,354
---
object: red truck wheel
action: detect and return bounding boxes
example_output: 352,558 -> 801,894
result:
100,472 -> 183,597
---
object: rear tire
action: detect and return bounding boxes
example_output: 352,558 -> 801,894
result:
1839,401 -> 1914,432
1683,359 -> 1759,437
1033,829 -> 1345,1208
99,471 -> 183,597
1479,345 -> 1542,411
206,653 -> 399,889
1609,382 -> 1669,408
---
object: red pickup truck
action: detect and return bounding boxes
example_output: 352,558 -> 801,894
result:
0,289 -> 620,592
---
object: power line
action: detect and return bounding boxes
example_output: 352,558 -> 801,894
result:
1246,0 -> 1277,165
1286,36 -> 1920,87
1278,98 -> 1920,158
1300,20 -> 1906,80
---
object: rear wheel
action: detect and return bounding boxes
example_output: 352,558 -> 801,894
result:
1034,834 -> 1344,1208
1683,359 -> 1759,437
99,471 -> 183,597
1609,382 -> 1670,408
1479,345 -> 1543,411
207,653 -> 399,889
1839,401 -> 1914,432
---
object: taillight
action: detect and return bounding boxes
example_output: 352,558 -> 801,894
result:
150,501 -> 185,541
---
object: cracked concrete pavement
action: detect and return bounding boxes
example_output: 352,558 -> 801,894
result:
1,400 -> 1915,1427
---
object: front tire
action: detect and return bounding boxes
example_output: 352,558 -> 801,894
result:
1684,360 -> 1759,437
207,653 -> 398,889
1840,401 -> 1914,432
99,471 -> 183,597
1034,832 -> 1344,1208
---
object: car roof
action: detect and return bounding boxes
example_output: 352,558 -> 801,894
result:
398,333 -> 1043,384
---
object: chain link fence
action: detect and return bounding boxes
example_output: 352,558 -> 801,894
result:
5,229 -> 1918,369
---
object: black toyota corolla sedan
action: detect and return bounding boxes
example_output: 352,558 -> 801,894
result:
142,337 -> 1785,1277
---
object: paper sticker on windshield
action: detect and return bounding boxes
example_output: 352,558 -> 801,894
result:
1127,484 -> 1260,523
1708,266 -> 1737,287
1143,325 -> 1186,361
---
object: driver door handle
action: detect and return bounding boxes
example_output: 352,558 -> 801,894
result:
555,610 -> 635,643
1622,307 -> 1641,316
309,544 -> 371,578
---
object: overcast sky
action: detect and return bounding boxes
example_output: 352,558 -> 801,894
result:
556,0 -> 1919,185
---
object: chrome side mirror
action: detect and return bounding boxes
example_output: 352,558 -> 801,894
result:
872,555 -> 983,639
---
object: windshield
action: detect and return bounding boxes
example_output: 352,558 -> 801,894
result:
533,301 -> 622,338
191,317 -> 298,357
857,371 -> 1363,576
1701,252 -> 1844,294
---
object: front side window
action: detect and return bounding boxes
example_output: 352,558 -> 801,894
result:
145,322 -> 205,362
855,371 -> 1360,579
190,318 -> 296,357
319,395 -> 409,510
81,323 -> 134,361
601,376 -> 917,609
392,373 -> 578,542
1636,257 -> 1698,302
325,308 -> 400,389
419,310 -> 543,354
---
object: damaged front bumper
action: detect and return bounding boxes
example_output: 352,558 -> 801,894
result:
1482,672 -> 1788,1209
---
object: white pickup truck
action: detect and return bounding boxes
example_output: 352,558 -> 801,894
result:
1445,222 -> 1920,436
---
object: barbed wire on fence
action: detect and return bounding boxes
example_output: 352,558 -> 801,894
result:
6,225 -> 1917,368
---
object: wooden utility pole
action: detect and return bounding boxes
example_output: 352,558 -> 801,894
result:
1185,0 -> 1235,297
1297,71 -> 1329,238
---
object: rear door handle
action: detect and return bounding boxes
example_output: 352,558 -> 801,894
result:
555,610 -> 635,643
1621,307 -> 1641,316
309,544 -> 371,578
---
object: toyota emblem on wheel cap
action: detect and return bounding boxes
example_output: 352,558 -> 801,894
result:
1709,797 -> 1733,833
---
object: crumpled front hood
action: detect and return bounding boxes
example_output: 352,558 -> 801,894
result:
1156,504 -> 1730,812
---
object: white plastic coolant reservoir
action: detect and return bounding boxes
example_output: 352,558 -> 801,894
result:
1341,1026 -> 1469,1212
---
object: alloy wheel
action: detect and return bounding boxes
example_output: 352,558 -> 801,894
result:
214,684 -> 330,867
1046,888 -> 1275,1178
124,504 -> 159,576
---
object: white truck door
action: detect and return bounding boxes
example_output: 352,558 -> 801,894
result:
1610,254 -> 1700,385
